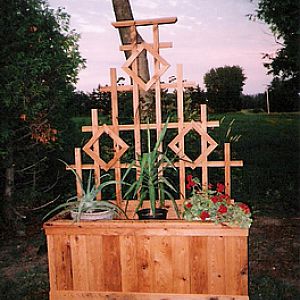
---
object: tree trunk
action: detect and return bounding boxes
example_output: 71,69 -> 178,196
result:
112,0 -> 154,121
0,145 -> 24,234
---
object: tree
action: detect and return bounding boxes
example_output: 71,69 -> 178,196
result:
204,66 -> 246,112
111,0 -> 153,120
251,0 -> 300,111
0,0 -> 85,230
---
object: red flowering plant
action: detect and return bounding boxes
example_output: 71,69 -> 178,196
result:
183,176 -> 252,228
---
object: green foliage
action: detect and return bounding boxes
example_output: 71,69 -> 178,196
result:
268,77 -> 299,112
0,0 -> 85,223
43,161 -> 126,221
122,119 -> 180,218
204,65 -> 246,112
250,0 -> 300,111
183,177 -> 252,228
255,0 -> 300,80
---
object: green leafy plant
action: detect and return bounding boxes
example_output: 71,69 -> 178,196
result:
122,119 -> 180,218
183,176 -> 252,228
43,161 -> 127,222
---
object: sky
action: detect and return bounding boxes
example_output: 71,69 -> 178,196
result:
48,0 -> 279,95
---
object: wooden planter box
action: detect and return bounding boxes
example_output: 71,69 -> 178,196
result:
43,219 -> 249,300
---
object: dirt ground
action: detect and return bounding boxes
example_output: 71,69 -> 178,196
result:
0,216 -> 299,299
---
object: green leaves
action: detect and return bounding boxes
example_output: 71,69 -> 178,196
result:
43,160 -> 127,221
122,118 -> 179,218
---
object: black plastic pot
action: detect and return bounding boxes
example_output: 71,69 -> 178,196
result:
136,208 -> 168,220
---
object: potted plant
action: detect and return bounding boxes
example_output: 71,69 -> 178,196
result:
183,175 -> 252,228
122,119 -> 180,219
43,161 -> 127,222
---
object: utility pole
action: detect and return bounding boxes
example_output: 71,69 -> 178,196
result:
264,85 -> 270,114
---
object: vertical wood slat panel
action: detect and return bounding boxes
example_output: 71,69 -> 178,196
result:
70,235 -> 88,291
150,236 -> 173,293
190,236 -> 208,294
177,64 -> 186,200
136,236 -> 151,292
47,235 -> 58,291
240,236 -> 249,295
207,236 -> 225,294
102,235 -> 122,291
91,109 -> 101,200
74,148 -> 83,198
200,104 -> 208,188
172,237 -> 190,293
85,235 -> 104,291
225,236 -> 241,295
224,143 -> 231,196
53,235 -> 73,291
120,235 -> 138,292
110,68 -> 122,205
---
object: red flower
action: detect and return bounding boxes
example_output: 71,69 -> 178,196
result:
211,196 -> 219,204
208,183 -> 213,189
186,175 -> 196,190
200,211 -> 210,221
218,204 -> 227,214
185,202 -> 193,208
216,183 -> 225,193
238,203 -> 250,214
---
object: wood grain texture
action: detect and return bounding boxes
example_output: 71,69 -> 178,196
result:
50,290 -> 249,300
44,220 -> 248,297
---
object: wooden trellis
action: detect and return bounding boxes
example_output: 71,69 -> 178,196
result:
68,17 -> 243,217
44,16 -> 249,300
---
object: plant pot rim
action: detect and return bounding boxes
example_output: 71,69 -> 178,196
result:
71,209 -> 116,221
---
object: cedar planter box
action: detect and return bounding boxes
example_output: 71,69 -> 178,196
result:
43,218 -> 249,300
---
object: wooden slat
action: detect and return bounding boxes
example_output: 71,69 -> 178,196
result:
225,236 -> 242,295
85,235 -> 104,291
112,17 -> 177,28
135,235 -> 151,292
207,236 -> 225,294
50,291 -> 249,300
120,235 -> 138,291
171,237 -> 190,293
110,68 -> 122,204
91,109 -> 101,200
176,64 -> 186,200
82,121 -> 220,132
102,235 -> 122,291
190,236 -> 208,294
44,220 -> 249,237
150,236 -> 173,293
46,235 -> 58,292
70,235 -> 89,290
200,104 -> 208,188
74,148 -> 83,197
120,42 -> 173,51
240,236 -> 249,295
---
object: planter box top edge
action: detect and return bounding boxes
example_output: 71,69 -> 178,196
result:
43,218 -> 249,237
